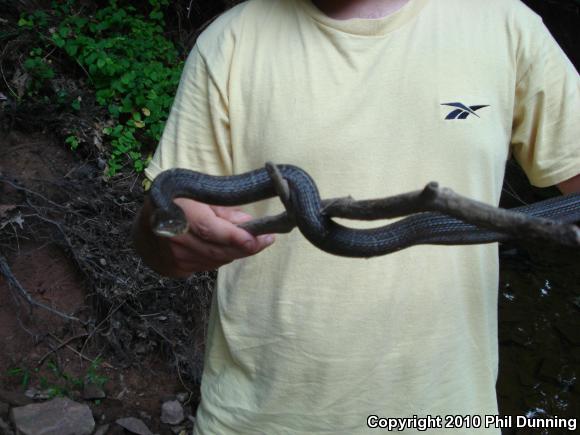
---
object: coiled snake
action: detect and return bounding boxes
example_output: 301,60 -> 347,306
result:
149,163 -> 580,258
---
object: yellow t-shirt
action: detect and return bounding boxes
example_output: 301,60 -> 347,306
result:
145,0 -> 580,433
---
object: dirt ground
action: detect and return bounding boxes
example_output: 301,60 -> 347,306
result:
0,132 -> 196,432
0,132 -> 579,433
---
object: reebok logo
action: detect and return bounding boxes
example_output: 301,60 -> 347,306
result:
441,102 -> 489,120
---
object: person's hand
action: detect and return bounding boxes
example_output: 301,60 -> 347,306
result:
133,197 -> 275,278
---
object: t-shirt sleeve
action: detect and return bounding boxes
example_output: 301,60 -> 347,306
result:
144,45 -> 232,182
510,17 -> 580,188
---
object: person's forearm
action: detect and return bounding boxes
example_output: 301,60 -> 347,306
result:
557,173 -> 580,194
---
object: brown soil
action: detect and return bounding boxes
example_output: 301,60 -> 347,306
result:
0,132 -> 196,433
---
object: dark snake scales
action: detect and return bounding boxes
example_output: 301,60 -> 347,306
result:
149,164 -> 580,258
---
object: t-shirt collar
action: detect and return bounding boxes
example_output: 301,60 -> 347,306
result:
297,0 -> 430,36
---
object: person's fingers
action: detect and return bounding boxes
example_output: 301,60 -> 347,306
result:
171,234 -> 244,263
211,206 -> 254,224
164,231 -> 275,274
174,199 -> 256,249
211,206 -> 276,252
171,227 -> 274,261
162,200 -> 276,274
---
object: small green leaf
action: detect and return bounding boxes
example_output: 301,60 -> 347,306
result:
52,34 -> 66,48
65,43 -> 78,56
65,135 -> 80,150
18,18 -> 33,27
58,26 -> 71,38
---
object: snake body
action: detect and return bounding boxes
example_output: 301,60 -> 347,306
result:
149,165 -> 580,258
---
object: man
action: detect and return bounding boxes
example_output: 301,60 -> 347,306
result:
134,0 -> 579,433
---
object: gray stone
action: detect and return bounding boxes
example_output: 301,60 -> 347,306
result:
82,382 -> 106,400
115,417 -> 153,435
24,388 -> 51,401
161,400 -> 184,425
10,397 -> 94,435
175,393 -> 188,403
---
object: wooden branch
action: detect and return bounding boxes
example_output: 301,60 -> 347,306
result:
238,182 -> 580,248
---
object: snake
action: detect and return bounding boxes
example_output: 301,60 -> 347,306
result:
149,164 -> 580,258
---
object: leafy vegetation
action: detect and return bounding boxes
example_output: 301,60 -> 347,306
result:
6,357 -> 108,400
17,0 -> 184,174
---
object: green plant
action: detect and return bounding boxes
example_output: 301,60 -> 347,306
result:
6,366 -> 38,389
45,360 -> 84,397
5,358 -> 108,399
86,357 -> 108,387
22,47 -> 55,93
18,0 -> 182,175
65,135 -> 80,150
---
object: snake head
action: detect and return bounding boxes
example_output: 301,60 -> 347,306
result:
151,203 -> 189,238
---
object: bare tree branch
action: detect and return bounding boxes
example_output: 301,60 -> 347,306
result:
0,254 -> 85,324
239,182 -> 580,248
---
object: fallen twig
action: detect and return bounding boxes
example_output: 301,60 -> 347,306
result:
0,254 -> 85,324
37,333 -> 89,366
47,333 -> 115,369
79,300 -> 127,360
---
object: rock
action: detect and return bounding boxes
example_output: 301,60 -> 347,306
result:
115,417 -> 153,435
175,393 -> 189,403
82,382 -> 106,400
24,388 -> 51,401
170,426 -> 187,435
161,400 -> 184,425
0,389 -> 32,407
10,397 -> 95,435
